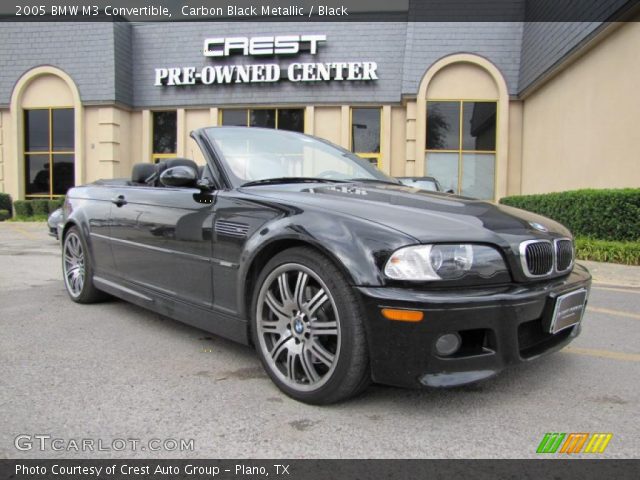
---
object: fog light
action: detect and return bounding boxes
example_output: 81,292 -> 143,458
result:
435,333 -> 461,356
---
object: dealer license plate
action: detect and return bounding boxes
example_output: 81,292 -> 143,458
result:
549,288 -> 588,334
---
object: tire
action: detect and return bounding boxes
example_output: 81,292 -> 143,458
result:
62,226 -> 108,303
251,247 -> 370,404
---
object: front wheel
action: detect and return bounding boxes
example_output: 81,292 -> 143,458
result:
62,226 -> 108,303
251,247 -> 370,404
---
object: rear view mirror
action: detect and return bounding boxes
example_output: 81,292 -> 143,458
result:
160,166 -> 198,188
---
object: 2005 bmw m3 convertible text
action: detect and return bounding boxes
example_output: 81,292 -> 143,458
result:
60,127 -> 591,404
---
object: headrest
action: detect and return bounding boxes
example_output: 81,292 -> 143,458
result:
156,158 -> 198,174
131,163 -> 156,184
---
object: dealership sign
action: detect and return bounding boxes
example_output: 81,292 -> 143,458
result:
154,34 -> 378,86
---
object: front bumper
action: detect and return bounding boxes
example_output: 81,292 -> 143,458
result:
47,224 -> 59,239
357,264 -> 591,388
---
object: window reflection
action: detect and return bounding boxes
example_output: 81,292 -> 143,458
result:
425,101 -> 497,199
277,109 -> 304,133
52,109 -> 74,151
351,107 -> 381,168
462,102 -> 496,151
221,108 -> 305,133
153,111 -> 177,154
351,108 -> 380,153
426,102 -> 460,150
461,153 -> 495,199
221,109 -> 248,126
24,108 -> 75,198
250,109 -> 276,129
24,110 -> 49,152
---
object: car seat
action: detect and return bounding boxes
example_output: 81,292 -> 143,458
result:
131,163 -> 157,185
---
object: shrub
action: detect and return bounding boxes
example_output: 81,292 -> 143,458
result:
0,193 -> 11,216
13,200 -> 32,217
499,189 -> 640,241
48,198 -> 64,212
0,209 -> 10,221
576,237 -> 640,266
30,199 -> 51,215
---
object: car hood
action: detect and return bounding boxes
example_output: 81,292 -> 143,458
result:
243,182 -> 572,245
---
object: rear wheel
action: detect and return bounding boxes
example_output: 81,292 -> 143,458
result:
62,226 -> 108,303
252,247 -> 370,404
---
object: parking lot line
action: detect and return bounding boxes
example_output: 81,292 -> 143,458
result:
7,224 -> 38,240
563,346 -> 640,363
587,306 -> 640,320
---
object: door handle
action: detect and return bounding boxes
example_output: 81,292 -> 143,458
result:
111,195 -> 127,207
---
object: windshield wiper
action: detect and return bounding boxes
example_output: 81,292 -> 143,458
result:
241,177 -> 349,187
347,178 -> 401,186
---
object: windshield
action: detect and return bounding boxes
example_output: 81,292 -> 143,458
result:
204,127 -> 396,187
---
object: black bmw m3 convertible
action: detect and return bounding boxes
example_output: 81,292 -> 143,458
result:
60,127 -> 591,404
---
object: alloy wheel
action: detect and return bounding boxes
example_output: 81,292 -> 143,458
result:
63,232 -> 85,298
256,263 -> 341,392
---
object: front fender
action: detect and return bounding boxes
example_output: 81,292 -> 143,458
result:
236,209 -> 417,318
61,197 -> 95,253
61,188 -> 114,275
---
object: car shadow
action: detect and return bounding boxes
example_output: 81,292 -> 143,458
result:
98,296 -> 577,409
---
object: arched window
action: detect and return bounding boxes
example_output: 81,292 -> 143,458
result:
11,68 -> 81,200
416,54 -> 509,201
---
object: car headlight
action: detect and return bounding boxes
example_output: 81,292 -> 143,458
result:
384,244 -> 508,281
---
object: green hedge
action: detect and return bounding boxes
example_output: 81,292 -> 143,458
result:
13,200 -> 33,217
0,209 -> 10,221
576,238 -> 640,266
499,189 -> 640,241
48,198 -> 64,212
0,193 -> 11,216
30,199 -> 50,215
11,198 -> 64,218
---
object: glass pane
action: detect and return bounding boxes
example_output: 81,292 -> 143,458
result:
52,109 -> 74,151
24,110 -> 49,152
461,153 -> 495,199
462,102 -> 496,151
357,155 -> 379,168
221,109 -> 248,126
152,111 -> 177,154
53,154 -> 75,195
427,101 -> 460,150
277,109 -> 304,132
351,108 -> 380,153
25,154 -> 50,195
52,154 -> 75,195
250,109 -> 276,128
426,152 -> 459,193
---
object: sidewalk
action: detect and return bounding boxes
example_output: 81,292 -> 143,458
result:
578,260 -> 640,288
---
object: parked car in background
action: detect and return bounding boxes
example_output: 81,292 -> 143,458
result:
397,176 -> 447,192
47,208 -> 63,240
58,127 -> 590,404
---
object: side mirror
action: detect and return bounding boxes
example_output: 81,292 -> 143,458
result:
160,166 -> 198,188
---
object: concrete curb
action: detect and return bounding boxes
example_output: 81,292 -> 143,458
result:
578,260 -> 640,288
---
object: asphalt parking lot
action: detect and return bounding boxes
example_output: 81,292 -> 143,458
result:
0,222 -> 638,459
